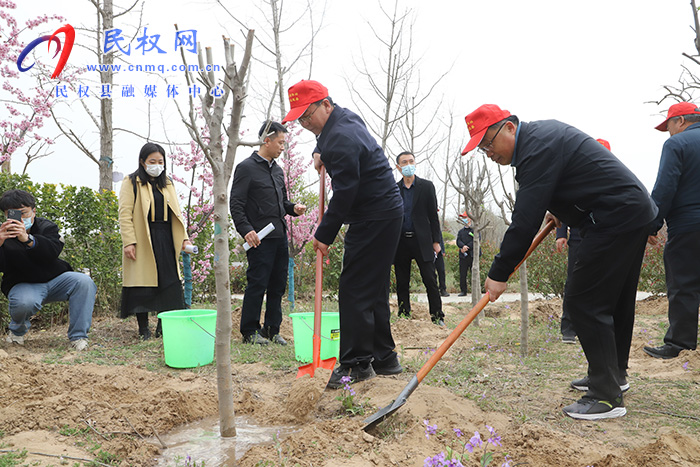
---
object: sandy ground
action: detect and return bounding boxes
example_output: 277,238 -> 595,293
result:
1,296 -> 699,466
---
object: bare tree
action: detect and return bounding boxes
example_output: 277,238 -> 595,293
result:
487,163 -> 531,356
173,31 -> 255,438
448,147 -> 492,323
650,0 -> 700,105
344,0 -> 446,160
49,0 -> 141,192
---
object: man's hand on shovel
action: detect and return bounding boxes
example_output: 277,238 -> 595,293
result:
313,237 -> 329,256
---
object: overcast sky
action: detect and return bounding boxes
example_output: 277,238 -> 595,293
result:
11,0 -> 697,207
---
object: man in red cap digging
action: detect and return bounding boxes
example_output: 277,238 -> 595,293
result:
282,80 -> 404,388
643,102 -> 700,360
462,104 -> 657,420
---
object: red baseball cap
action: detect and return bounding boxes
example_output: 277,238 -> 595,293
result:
282,80 -> 329,124
596,138 -> 611,151
655,102 -> 700,131
461,104 -> 511,155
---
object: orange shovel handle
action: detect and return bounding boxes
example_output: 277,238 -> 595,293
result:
415,219 -> 555,383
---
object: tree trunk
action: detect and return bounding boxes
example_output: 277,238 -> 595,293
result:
519,263 -> 528,357
212,167 -> 236,437
99,0 -> 114,192
470,229 -> 480,326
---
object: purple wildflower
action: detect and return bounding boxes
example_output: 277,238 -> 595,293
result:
469,431 -> 483,449
453,428 -> 463,438
340,375 -> 352,384
424,420 -> 438,439
486,425 -> 502,447
424,452 -> 446,466
682,361 -> 689,371
501,454 -> 513,467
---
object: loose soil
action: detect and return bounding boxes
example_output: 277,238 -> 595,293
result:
1,296 -> 699,466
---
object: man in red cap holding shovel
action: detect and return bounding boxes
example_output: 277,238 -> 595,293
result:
282,80 -> 404,389
643,102 -> 700,359
462,104 -> 657,420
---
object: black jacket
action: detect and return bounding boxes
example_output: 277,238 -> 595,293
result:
397,176 -> 440,263
230,152 -> 297,239
0,216 -> 72,296
489,120 -> 657,282
314,105 -> 403,245
456,226 -> 474,259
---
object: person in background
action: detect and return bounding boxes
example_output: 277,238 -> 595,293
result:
119,142 -> 192,340
230,121 -> 306,346
463,104 -> 656,420
435,229 -> 449,297
643,102 -> 700,359
393,151 -> 445,326
283,79 -> 404,388
1,189 -> 96,350
555,223 -> 580,343
456,215 -> 474,297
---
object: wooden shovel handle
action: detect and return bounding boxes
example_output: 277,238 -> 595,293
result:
416,219 -> 555,382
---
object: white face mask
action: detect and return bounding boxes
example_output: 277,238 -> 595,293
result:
145,164 -> 164,177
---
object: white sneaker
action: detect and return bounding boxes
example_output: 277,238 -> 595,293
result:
5,331 -> 24,345
71,338 -> 88,351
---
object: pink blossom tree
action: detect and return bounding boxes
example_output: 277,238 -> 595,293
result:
282,122 -> 322,307
0,1 -> 64,173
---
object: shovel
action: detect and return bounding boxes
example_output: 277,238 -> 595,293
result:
297,166 -> 337,379
362,219 -> 556,430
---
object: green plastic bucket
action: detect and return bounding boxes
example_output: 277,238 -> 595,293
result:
289,312 -> 340,363
160,309 -> 216,368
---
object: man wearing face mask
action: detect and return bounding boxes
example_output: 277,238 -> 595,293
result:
0,189 -> 96,350
393,151 -> 445,325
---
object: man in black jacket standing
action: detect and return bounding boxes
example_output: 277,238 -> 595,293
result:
283,80 -> 404,388
462,104 -> 657,420
456,215 -> 475,297
393,151 -> 444,325
1,189 -> 96,350
230,121 -> 306,345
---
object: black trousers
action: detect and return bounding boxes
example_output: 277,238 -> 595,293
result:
338,216 -> 402,368
560,237 -> 581,337
459,254 -> 473,294
240,236 -> 288,338
663,230 -> 700,351
435,252 -> 447,292
566,228 -> 648,401
394,235 -> 443,320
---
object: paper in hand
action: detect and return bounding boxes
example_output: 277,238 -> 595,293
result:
243,222 -> 275,251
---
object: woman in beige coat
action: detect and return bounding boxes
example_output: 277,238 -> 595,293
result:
118,142 -> 192,339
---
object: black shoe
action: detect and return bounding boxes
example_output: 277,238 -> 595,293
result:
269,334 -> 287,346
243,332 -> 270,345
433,318 -> 445,327
570,375 -> 629,392
139,327 -> 151,340
562,334 -> 576,344
643,344 -> 681,360
563,394 -> 626,420
372,357 -> 403,375
440,290 -> 450,297
326,363 -> 376,389
458,292 -> 467,297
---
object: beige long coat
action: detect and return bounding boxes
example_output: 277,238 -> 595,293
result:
118,176 -> 188,287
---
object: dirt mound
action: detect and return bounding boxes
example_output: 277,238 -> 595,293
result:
1,298 -> 698,467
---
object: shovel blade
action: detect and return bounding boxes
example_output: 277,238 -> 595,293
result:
362,397 -> 407,431
296,357 -> 337,380
363,375 -> 419,431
